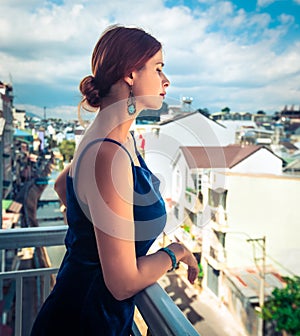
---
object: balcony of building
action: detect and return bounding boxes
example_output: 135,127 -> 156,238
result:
184,187 -> 203,214
0,225 -> 200,336
209,206 -> 228,232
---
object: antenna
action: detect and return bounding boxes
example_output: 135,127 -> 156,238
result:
9,73 -> 13,85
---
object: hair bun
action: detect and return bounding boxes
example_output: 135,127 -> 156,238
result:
79,75 -> 101,107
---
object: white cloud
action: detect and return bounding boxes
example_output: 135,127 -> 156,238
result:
278,13 -> 295,25
256,0 -> 277,8
0,0 -> 299,114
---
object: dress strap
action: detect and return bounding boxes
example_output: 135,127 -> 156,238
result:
71,137 -> 134,181
84,137 -> 134,164
129,131 -> 140,157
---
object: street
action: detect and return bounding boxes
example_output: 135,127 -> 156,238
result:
158,265 -> 247,336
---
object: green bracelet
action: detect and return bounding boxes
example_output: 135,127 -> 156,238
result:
159,247 -> 177,271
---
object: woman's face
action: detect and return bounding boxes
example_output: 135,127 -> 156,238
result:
132,49 -> 170,111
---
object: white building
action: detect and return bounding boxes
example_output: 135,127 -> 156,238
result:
74,125 -> 85,148
170,143 -> 299,335
171,144 -> 283,230
13,108 -> 26,129
224,173 -> 300,272
133,111 -> 233,199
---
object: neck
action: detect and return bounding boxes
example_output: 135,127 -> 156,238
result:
91,98 -> 136,144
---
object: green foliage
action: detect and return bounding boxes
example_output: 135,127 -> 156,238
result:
186,187 -> 197,194
182,224 -> 190,233
262,276 -> 300,335
58,140 -> 76,162
221,106 -> 230,113
197,263 -> 204,286
58,160 -> 64,171
198,263 -> 204,279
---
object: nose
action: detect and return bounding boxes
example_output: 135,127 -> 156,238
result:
162,73 -> 170,88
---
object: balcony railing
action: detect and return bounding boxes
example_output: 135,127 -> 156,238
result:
0,226 -> 199,336
210,206 -> 228,230
184,189 -> 202,213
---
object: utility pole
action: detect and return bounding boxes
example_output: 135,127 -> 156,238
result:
247,236 -> 266,336
43,106 -> 47,121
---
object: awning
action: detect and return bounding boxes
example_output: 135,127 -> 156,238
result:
224,266 -> 284,300
2,199 -> 23,213
29,153 -> 38,162
14,129 -> 33,142
9,201 -> 23,213
14,137 -> 32,144
2,213 -> 20,229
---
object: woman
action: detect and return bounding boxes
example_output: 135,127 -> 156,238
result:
31,25 -> 198,336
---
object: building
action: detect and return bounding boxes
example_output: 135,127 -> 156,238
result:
13,108 -> 26,129
0,82 -> 14,200
171,144 -> 283,229
170,144 -> 296,335
210,111 -> 253,122
134,111 -> 232,199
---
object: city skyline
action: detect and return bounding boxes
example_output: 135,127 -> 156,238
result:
0,0 -> 300,119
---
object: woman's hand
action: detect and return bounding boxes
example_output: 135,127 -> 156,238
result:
179,247 -> 199,284
167,243 -> 199,285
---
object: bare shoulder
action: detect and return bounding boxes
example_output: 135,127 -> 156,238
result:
94,140 -> 132,177
71,139 -> 133,205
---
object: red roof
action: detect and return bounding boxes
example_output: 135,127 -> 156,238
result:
180,144 -> 271,169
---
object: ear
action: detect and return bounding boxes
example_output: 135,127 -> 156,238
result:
124,72 -> 134,86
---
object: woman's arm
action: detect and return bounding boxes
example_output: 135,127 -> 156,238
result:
54,164 -> 71,207
82,142 -> 198,301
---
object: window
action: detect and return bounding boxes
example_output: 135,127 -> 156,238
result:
175,170 -> 181,194
207,264 -> 220,296
215,231 -> 226,247
191,172 -> 202,192
208,188 -> 227,209
188,212 -> 197,225
174,206 -> 179,219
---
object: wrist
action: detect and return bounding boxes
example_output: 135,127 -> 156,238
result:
166,243 -> 185,261
158,247 -> 177,271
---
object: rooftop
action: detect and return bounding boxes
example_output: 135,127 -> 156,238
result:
180,144 -> 277,169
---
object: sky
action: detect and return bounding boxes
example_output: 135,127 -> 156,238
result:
0,0 -> 300,120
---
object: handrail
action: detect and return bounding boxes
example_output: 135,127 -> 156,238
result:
0,225 -> 68,249
0,226 -> 200,336
135,283 -> 200,335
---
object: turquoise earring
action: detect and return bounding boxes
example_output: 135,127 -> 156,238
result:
127,86 -> 136,115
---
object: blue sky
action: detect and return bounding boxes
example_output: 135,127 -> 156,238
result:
0,0 -> 299,119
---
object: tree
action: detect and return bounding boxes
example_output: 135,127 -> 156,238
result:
58,140 -> 76,162
221,107 -> 230,113
262,276 -> 300,335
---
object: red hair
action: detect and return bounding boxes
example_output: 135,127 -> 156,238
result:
79,25 -> 162,108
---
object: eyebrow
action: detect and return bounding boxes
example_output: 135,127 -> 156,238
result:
156,62 -> 165,67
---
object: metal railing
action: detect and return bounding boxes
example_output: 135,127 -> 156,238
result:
0,226 -> 199,336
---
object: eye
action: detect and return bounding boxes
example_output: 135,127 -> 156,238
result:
156,68 -> 162,73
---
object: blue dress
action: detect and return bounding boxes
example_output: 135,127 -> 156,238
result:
31,138 -> 167,336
